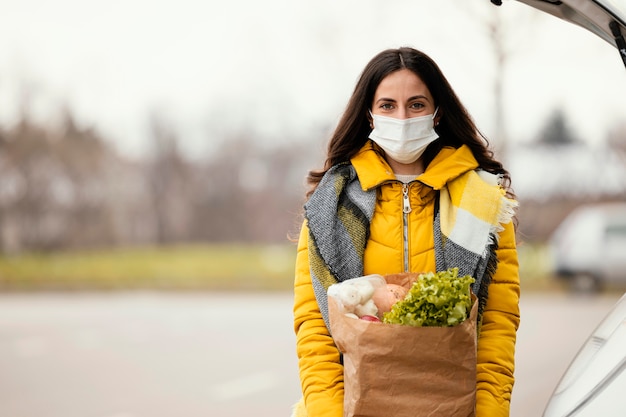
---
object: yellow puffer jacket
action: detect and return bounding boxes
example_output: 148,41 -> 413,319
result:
293,142 -> 520,417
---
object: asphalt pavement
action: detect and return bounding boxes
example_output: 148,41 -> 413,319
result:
0,290 -> 621,417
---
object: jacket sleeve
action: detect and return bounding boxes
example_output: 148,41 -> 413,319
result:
476,220 -> 521,417
293,221 -> 344,417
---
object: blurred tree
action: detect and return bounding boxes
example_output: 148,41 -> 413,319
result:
535,108 -> 580,145
148,114 -> 193,244
0,106 -> 322,252
188,133 -> 314,243
0,109 -> 146,253
54,110 -> 118,248
486,6 -> 510,159
194,136 -> 251,242
458,3 -> 536,162
1,118 -> 58,252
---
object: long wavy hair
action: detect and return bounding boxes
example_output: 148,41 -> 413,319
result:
306,47 -> 514,200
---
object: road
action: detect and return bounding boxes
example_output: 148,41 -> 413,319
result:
0,291 -> 621,417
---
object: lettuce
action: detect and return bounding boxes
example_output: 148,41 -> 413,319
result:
382,268 -> 475,327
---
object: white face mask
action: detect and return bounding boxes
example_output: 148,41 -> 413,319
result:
368,109 -> 439,164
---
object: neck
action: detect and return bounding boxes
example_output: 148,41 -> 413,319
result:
386,157 -> 424,175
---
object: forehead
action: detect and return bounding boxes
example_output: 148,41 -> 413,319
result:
374,68 -> 432,99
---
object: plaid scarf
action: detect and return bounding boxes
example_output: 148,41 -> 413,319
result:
304,163 -> 517,330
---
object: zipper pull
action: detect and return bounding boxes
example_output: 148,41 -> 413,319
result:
402,183 -> 412,214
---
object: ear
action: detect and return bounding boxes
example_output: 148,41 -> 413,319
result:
367,112 -> 374,129
434,108 -> 443,127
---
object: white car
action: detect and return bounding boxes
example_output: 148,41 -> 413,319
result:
550,202 -> 626,292
489,1 -> 626,416
542,292 -> 626,417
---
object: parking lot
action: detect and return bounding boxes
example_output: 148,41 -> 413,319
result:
0,290 -> 621,417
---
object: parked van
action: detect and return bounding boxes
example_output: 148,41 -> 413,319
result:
550,202 -> 626,292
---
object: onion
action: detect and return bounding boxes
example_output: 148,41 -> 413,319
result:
372,284 -> 408,314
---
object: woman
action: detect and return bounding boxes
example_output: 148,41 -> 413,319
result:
293,47 -> 520,417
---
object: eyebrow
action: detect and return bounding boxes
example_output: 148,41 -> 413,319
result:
375,95 -> 430,103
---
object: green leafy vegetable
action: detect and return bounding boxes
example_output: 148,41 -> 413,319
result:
382,268 -> 475,327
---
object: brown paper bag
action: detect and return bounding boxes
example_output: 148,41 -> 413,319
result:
329,273 -> 477,417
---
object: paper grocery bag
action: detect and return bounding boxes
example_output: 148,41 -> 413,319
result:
328,273 -> 477,417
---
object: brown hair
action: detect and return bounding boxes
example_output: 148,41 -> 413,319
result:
306,47 -> 514,200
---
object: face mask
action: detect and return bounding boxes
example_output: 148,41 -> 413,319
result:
368,109 -> 439,164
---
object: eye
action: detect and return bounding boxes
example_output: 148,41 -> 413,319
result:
409,102 -> 425,110
379,103 -> 394,110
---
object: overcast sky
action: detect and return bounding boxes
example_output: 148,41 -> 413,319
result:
1,0 -> 624,158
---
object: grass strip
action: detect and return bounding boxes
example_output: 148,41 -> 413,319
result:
0,243 -> 297,291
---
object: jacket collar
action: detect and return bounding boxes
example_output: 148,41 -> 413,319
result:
351,140 -> 479,191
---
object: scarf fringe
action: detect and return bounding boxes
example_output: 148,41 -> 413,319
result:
487,194 -> 518,247
290,398 -> 307,417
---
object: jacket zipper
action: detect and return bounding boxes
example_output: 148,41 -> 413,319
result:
402,183 -> 412,272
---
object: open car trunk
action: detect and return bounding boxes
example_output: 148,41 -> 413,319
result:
491,0 -> 626,69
